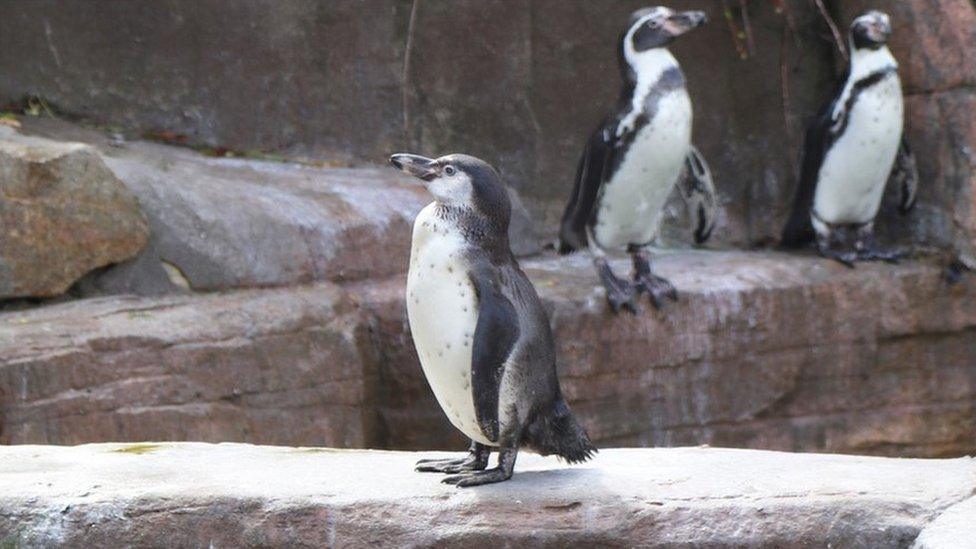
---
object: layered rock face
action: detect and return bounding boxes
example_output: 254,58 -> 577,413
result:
0,129 -> 148,298
2,246 -> 973,458
0,444 -> 973,547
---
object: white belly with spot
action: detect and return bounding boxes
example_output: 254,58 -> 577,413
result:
814,74 -> 903,225
594,90 -> 692,249
406,203 -> 491,445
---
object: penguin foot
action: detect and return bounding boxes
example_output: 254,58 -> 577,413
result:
634,273 -> 678,309
442,467 -> 513,487
595,259 -> 637,314
415,455 -> 488,474
820,249 -> 858,268
857,247 -> 904,263
605,281 -> 638,314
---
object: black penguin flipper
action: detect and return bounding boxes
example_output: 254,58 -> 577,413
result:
468,259 -> 520,443
558,118 -> 616,253
781,93 -> 844,248
677,145 -> 718,244
890,136 -> 919,214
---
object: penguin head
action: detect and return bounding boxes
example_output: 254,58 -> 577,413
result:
390,153 -> 511,230
850,11 -> 892,51
623,7 -> 707,53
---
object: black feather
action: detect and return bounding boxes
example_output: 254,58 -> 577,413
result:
468,260 -> 519,442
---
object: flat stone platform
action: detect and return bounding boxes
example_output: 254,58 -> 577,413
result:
0,443 -> 973,547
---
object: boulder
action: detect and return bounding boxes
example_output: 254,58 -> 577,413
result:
913,497 -> 976,549
0,128 -> 148,299
0,443 -> 973,547
0,283 -> 376,448
16,118 -> 541,294
2,251 -> 974,459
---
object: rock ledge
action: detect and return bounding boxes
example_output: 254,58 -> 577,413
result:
0,443 -> 973,547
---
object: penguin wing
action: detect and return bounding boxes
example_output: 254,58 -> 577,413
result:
677,145 -> 718,244
781,94 -> 843,248
890,137 -> 918,214
468,258 -> 521,442
558,118 -> 616,252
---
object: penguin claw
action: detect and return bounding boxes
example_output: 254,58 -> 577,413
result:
607,290 -> 638,315
442,467 -> 512,487
858,248 -> 904,264
635,275 -> 678,309
415,456 -> 488,474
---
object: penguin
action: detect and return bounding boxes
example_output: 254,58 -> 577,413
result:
390,152 -> 596,487
557,6 -> 717,314
781,10 -> 918,266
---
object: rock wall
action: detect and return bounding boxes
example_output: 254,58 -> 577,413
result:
0,0 -> 838,246
3,247 -> 974,458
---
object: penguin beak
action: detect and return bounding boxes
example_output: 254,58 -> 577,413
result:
667,10 -> 708,35
390,153 -> 439,181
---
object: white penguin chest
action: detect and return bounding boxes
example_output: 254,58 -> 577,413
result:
594,89 -> 693,250
406,203 -> 492,445
815,73 -> 903,225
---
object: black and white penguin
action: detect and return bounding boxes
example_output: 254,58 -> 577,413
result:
781,10 -> 918,266
390,152 -> 596,487
558,6 -> 717,314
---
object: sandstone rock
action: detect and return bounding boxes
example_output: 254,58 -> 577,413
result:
17,118 -> 542,293
0,283 -> 376,448
0,1 -> 839,246
0,128 -> 149,299
0,444 -> 973,547
3,251 -> 973,459
358,252 -> 976,457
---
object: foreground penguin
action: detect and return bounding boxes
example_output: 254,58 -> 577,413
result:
391,153 -> 596,487
558,6 -> 717,314
781,11 -> 918,266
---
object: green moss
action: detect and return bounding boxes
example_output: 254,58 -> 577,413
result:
111,444 -> 162,455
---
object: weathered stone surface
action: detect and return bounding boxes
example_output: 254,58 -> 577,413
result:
0,444 -> 973,547
3,251 -> 973,458
0,0 -> 839,247
0,127 -> 148,299
914,497 -> 976,549
0,284 -> 377,448
362,252 -> 976,457
15,118 -> 541,293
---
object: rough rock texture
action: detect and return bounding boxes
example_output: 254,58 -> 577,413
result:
837,0 -> 976,267
0,283 -> 378,448
913,496 -> 976,549
2,251 -> 974,458
13,118 -> 541,295
0,0 -> 839,246
364,252 -> 976,457
0,444 -> 973,547
0,127 -> 148,299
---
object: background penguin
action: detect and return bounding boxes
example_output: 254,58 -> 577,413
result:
390,152 -> 596,487
781,10 -> 918,266
557,6 -> 717,314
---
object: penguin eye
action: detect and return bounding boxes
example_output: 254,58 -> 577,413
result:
444,165 -> 456,176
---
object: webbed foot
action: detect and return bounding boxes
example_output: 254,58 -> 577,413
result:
596,258 -> 637,314
634,273 -> 678,309
442,466 -> 513,487
416,442 -> 489,474
857,247 -> 904,264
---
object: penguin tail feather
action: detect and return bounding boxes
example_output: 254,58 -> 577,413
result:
527,399 -> 597,464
